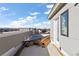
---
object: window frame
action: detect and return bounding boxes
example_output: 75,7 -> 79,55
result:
60,10 -> 69,37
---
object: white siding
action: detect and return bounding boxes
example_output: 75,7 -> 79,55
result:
50,19 -> 54,43
49,3 -> 79,56
60,4 -> 79,56
47,19 -> 54,55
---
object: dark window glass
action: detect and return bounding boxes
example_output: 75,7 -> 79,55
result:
60,10 -> 69,37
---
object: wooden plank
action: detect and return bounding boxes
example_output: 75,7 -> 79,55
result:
39,36 -> 51,47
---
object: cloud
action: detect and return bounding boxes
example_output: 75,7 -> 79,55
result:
32,21 -> 50,29
10,20 -> 27,28
18,18 -> 24,20
44,9 -> 51,14
30,12 -> 40,15
6,16 -> 37,28
1,16 -> 50,29
0,7 -> 9,16
46,4 -> 54,9
41,21 -> 50,29
0,7 -> 8,12
44,4 -> 54,14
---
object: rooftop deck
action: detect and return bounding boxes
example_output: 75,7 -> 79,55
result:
19,45 -> 49,56
0,29 -> 50,56
15,34 -> 50,56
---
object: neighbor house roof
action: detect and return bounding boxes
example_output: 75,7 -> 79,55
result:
48,3 -> 67,20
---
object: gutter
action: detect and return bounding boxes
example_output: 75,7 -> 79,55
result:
48,3 -> 67,20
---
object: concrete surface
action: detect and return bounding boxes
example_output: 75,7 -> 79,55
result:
0,31 -> 32,55
19,45 -> 49,56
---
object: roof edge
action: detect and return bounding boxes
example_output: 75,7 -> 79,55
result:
48,3 -> 67,20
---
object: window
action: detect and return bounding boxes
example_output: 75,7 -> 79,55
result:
60,10 -> 69,37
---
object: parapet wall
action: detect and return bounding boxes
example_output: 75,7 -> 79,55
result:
0,31 -> 32,55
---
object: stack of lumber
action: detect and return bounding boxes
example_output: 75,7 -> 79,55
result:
39,36 -> 50,47
22,35 -> 51,48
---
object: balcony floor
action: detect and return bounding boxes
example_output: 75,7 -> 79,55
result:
19,45 -> 49,56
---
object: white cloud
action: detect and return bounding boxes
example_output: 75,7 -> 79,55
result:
18,18 -> 24,20
6,16 -> 37,28
44,4 -> 54,14
46,4 -> 54,9
10,20 -> 27,28
41,21 -> 50,29
1,13 -> 50,28
32,21 -> 50,29
0,7 -> 8,12
30,12 -> 40,15
26,16 -> 36,21
33,23 -> 41,27
1,17 -> 50,29
44,9 -> 51,14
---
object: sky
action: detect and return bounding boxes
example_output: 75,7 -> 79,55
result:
0,3 -> 54,29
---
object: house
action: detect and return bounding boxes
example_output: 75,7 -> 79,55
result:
48,3 -> 79,56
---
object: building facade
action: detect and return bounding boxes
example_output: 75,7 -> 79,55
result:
48,3 -> 79,56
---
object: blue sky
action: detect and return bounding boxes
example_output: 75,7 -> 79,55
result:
0,3 -> 54,28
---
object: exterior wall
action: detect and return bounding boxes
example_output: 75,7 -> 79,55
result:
47,18 -> 61,56
47,42 -> 62,56
0,31 -> 32,55
47,19 -> 54,55
49,3 -> 79,56
50,20 -> 54,43
60,4 -> 79,56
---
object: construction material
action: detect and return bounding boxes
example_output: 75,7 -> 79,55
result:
22,35 -> 50,48
39,36 -> 50,47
